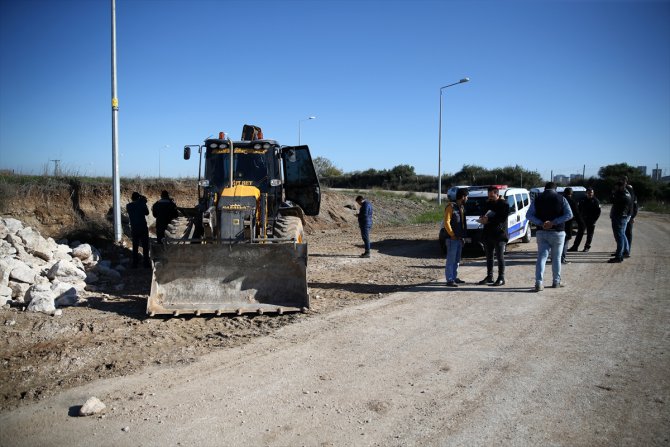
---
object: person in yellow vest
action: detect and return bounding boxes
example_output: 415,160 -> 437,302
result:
444,188 -> 469,287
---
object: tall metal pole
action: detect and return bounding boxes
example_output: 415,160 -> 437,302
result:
438,78 -> 469,205
111,0 -> 122,242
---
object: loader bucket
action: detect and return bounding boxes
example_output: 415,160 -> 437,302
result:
147,242 -> 309,316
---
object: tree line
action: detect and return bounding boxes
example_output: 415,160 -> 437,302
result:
313,158 -> 669,204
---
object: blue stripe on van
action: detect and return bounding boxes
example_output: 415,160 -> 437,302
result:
508,220 -> 528,240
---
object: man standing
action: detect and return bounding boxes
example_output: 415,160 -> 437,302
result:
444,188 -> 468,287
572,187 -> 601,252
126,192 -> 151,268
622,176 -> 638,257
527,182 -> 573,291
609,180 -> 632,263
561,187 -> 582,263
355,195 -> 373,258
477,186 -> 510,287
152,190 -> 179,243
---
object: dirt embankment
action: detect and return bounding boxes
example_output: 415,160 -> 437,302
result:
0,178 -> 443,411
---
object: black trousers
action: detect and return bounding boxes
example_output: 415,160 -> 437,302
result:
484,240 -> 506,277
570,220 -> 586,249
132,229 -> 150,266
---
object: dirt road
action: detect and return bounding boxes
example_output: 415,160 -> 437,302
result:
1,212 -> 669,446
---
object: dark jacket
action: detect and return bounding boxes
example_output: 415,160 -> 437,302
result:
482,198 -> 509,243
532,189 -> 567,232
578,197 -> 601,225
152,198 -> 179,229
610,189 -> 632,218
564,196 -> 581,239
126,198 -> 149,234
626,185 -> 638,219
358,200 -> 373,228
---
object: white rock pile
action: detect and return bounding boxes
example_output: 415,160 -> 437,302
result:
0,217 -> 125,314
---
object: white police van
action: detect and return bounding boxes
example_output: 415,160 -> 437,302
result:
439,186 -> 532,253
530,186 -> 587,202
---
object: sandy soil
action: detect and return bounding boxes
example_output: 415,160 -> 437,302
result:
0,198 -> 668,446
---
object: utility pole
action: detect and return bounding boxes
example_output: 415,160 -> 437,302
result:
111,0 -> 122,243
582,164 -> 585,181
49,159 -> 61,176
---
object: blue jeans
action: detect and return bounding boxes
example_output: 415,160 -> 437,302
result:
535,230 -> 566,285
360,225 -> 371,252
445,238 -> 463,282
611,216 -> 630,259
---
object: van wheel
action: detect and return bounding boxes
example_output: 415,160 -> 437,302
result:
522,224 -> 531,243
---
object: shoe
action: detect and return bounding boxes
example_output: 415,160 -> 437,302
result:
454,278 -> 465,284
608,257 -> 623,263
360,252 -> 370,258
561,260 -> 570,265
623,253 -> 631,258
478,276 -> 494,285
552,282 -> 565,288
567,247 -> 578,252
492,277 -> 505,286
534,283 -> 544,292
446,281 -> 458,287
583,247 -> 590,253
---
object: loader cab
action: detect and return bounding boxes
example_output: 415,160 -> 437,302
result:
281,145 -> 321,216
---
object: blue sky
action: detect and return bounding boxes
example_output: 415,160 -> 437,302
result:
1,0 -> 669,182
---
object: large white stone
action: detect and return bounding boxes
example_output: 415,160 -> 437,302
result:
0,240 -> 17,257
26,283 -> 56,313
9,262 -> 37,284
79,397 -> 106,416
0,284 -> 12,299
71,243 -> 92,261
17,227 -> 52,261
1,218 -> 23,235
8,281 -> 30,302
52,244 -> 72,261
0,259 -> 10,287
47,259 -> 87,283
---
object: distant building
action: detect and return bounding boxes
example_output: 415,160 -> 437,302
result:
637,166 -> 647,176
652,168 -> 663,181
570,174 -> 584,183
553,174 -> 569,185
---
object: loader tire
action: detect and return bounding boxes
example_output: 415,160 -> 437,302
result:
274,215 -> 304,243
167,217 -> 193,241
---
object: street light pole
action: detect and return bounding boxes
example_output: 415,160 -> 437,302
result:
158,144 -> 170,178
298,116 -> 316,145
438,77 -> 469,205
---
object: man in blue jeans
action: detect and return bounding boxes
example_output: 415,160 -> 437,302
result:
526,182 -> 573,291
444,188 -> 469,287
609,180 -> 632,263
356,195 -> 373,258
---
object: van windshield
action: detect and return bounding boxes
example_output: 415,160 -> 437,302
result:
464,197 -> 489,216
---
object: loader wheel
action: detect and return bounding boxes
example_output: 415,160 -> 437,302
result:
274,215 -> 304,243
167,217 -> 193,241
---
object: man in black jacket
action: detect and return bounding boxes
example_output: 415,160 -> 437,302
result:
152,190 -> 179,244
609,181 -> 632,263
126,192 -> 151,268
477,186 -> 510,286
562,187 -> 582,263
571,187 -> 601,252
622,176 -> 638,257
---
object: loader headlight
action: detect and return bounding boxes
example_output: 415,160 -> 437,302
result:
218,143 -> 228,149
198,179 -> 210,187
270,179 -> 282,186
253,143 -> 262,149
263,143 -> 271,149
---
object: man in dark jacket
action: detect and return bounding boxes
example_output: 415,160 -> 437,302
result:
152,190 -> 179,243
356,195 -> 373,258
527,182 -> 573,291
562,187 -> 583,263
126,192 -> 151,268
444,188 -> 469,287
622,176 -> 638,257
609,181 -> 632,263
478,186 -> 510,286
571,187 -> 601,252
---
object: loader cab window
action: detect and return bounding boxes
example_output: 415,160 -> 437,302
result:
205,150 -> 271,190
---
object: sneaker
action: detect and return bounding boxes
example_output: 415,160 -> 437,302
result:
360,252 -> 370,258
446,281 -> 458,287
552,282 -> 565,288
582,247 -> 590,253
534,283 -> 544,292
454,278 -> 465,284
608,257 -> 623,263
567,247 -> 578,252
561,259 -> 571,265
623,253 -> 631,258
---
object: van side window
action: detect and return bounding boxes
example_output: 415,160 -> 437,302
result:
523,193 -> 529,207
516,194 -> 524,210
506,195 -> 516,214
